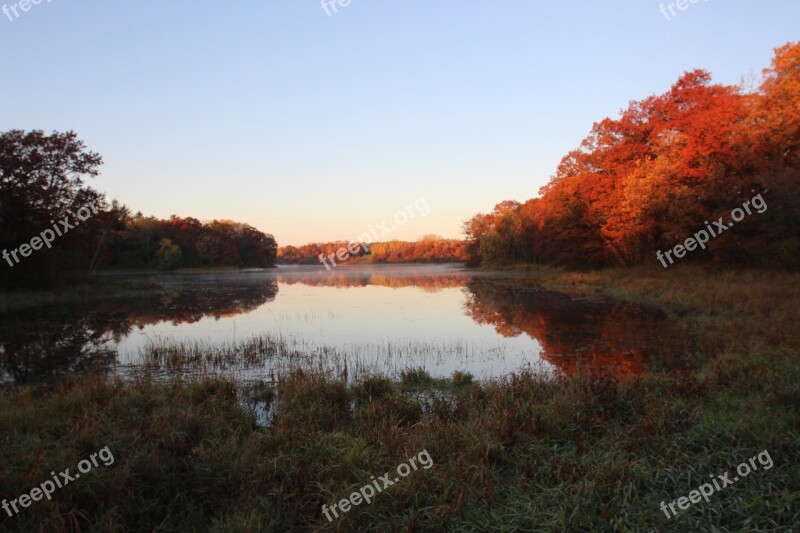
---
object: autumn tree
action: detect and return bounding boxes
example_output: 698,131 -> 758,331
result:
464,42 -> 800,270
0,130 -> 107,288
734,41 -> 800,266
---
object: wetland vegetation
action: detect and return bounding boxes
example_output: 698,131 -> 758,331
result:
2,266 -> 798,531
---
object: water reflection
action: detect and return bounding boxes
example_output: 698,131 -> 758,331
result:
464,280 -> 665,378
0,274 -> 278,383
0,266 -> 675,383
274,266 -> 469,292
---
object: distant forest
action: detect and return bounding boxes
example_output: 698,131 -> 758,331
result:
463,42 -> 800,269
277,238 -> 468,265
100,213 -> 278,271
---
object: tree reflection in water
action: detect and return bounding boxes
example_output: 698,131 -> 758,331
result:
0,275 -> 279,383
463,280 -> 681,378
1,268 -> 685,383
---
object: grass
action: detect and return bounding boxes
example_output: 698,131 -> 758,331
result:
1,266 -> 799,531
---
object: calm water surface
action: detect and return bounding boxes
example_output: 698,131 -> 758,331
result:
0,264 -> 677,384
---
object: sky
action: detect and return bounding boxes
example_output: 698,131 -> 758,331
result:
1,1 -> 798,246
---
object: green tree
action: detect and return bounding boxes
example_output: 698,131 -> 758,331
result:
156,239 -> 182,270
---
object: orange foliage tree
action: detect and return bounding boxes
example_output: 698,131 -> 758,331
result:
465,42 -> 800,269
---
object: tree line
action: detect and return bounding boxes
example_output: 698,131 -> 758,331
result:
464,42 -> 800,269
0,130 -> 277,289
6,42 -> 796,288
277,236 -> 468,265
100,213 -> 277,271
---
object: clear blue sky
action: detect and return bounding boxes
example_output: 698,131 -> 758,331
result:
1,1 -> 797,245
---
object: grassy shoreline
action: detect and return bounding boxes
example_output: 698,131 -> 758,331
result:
1,267 -> 798,531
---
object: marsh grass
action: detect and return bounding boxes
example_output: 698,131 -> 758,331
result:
1,268 -> 799,531
2,362 -> 797,531
127,335 -> 509,384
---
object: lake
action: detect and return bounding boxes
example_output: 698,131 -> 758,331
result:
0,264 -> 677,384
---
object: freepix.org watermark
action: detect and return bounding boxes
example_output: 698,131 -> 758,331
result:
318,197 -> 431,271
2,200 -> 99,268
2,0 -> 52,23
659,449 -> 773,519
2,446 -> 115,519
656,193 -> 766,268
321,0 -> 351,17
659,0 -> 710,22
321,449 -> 433,522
